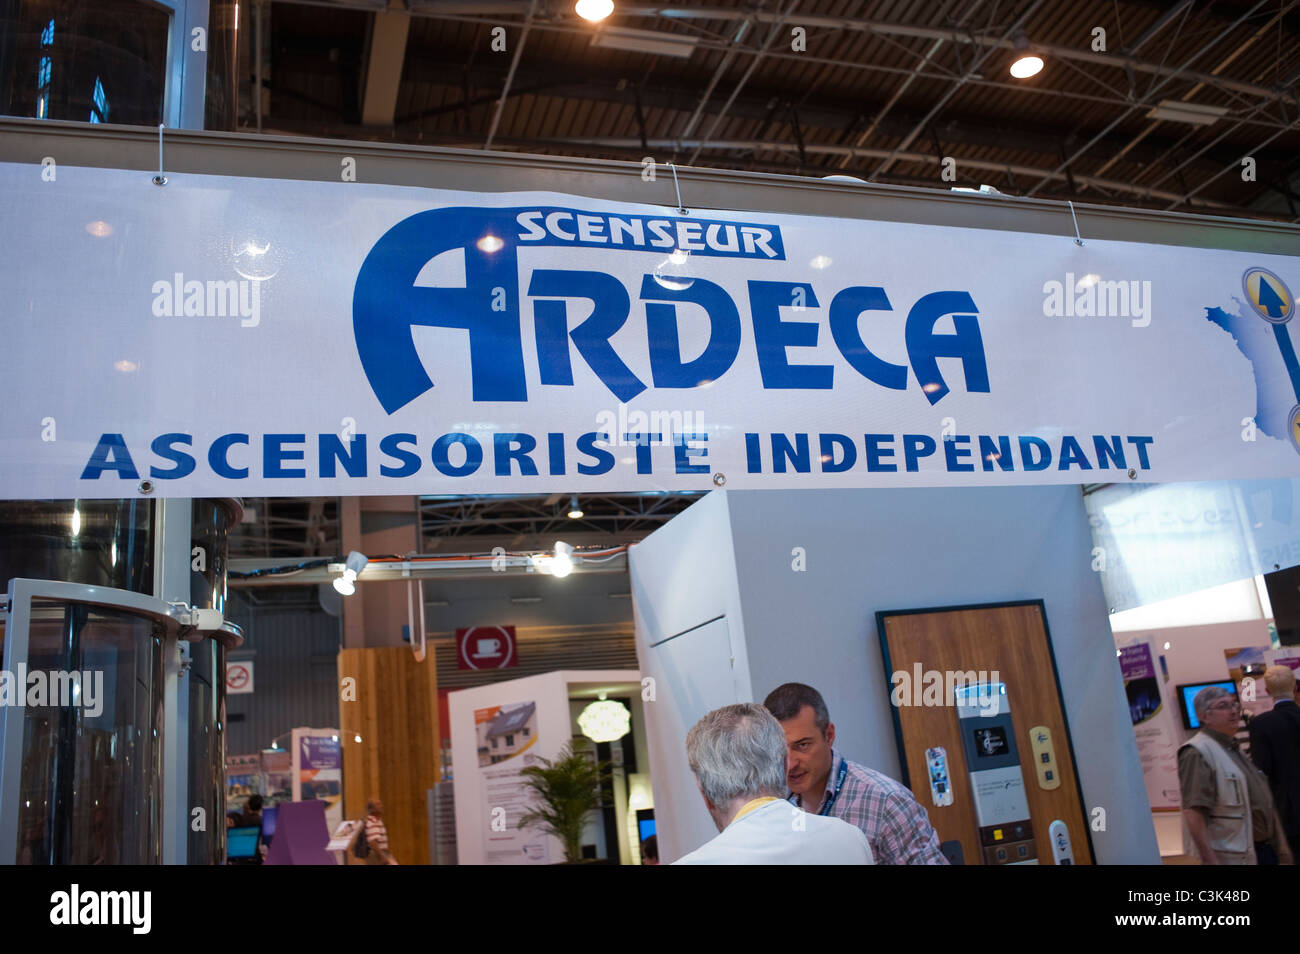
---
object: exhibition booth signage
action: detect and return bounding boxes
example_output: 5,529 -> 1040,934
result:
4,161 -> 1300,497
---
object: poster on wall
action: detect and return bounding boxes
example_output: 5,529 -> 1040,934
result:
263,748 -> 291,801
474,701 -> 550,864
1119,644 -> 1181,811
292,728 -> 343,835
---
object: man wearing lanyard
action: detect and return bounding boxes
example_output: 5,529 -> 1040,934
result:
765,682 -> 948,864
674,703 -> 874,864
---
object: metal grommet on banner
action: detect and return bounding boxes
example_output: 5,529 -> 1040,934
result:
712,473 -> 726,487
1127,468 -> 1137,480
667,162 -> 688,215
138,479 -> 155,494
1067,200 -> 1083,246
152,123 -> 167,186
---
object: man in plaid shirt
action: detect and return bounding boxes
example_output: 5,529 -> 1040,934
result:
765,682 -> 948,865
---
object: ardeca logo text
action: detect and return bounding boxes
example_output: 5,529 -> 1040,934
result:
350,205 -> 991,413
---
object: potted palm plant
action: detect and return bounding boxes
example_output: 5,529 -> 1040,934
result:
517,740 -> 610,863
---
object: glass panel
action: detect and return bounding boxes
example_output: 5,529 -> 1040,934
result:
0,0 -> 168,125
187,636 -> 227,865
190,499 -> 236,613
0,500 -> 154,594
205,0 -> 239,131
15,600 -> 164,864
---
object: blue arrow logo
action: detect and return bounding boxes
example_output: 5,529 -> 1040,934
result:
1259,276 -> 1287,318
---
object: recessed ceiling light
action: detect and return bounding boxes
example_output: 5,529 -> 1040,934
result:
1010,54 -> 1043,79
576,0 -> 614,23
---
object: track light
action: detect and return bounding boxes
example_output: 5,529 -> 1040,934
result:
333,550 -> 368,596
1009,34 -> 1043,79
567,495 -> 584,519
551,541 -> 574,578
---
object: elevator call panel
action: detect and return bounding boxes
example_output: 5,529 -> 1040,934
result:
955,683 -> 1038,865
926,746 -> 954,807
1028,725 -> 1061,791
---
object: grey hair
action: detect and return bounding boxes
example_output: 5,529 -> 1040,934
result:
686,703 -> 788,807
1193,685 -> 1232,722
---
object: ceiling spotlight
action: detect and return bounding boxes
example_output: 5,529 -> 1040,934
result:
333,550 -> 368,596
576,0 -> 614,23
1009,35 -> 1043,79
567,495 -> 584,519
551,541 -> 574,578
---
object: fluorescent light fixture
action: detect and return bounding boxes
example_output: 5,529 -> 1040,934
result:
575,0 -> 614,22
591,26 -> 699,58
1145,100 -> 1228,126
511,596 -> 543,604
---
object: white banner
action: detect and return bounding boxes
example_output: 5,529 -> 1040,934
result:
3,162 -> 1300,497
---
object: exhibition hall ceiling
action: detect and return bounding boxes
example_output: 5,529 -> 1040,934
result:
228,493 -> 702,557
260,0 -> 1300,221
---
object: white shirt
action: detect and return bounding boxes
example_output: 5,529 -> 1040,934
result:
673,798 -> 875,865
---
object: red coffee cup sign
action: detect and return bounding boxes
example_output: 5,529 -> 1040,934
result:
457,625 -> 517,670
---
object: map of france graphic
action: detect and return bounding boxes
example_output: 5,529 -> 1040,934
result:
1206,272 -> 1298,445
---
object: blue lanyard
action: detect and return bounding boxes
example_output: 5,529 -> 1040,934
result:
819,758 -> 849,816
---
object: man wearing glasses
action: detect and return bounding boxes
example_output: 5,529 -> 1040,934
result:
1177,686 -> 1294,865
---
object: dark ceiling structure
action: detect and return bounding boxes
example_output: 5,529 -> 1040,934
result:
252,0 -> 1300,220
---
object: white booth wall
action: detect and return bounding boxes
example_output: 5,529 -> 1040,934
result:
631,487 -> 1160,864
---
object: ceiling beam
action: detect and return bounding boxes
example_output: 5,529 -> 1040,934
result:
1025,0 -> 1277,197
361,4 -> 412,126
362,2 -> 1300,108
270,44 -> 1300,165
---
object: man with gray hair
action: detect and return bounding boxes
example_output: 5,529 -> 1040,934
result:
674,703 -> 874,865
1177,685 -> 1292,865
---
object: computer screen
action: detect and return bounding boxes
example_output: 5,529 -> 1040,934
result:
227,825 -> 261,859
636,809 -> 655,841
260,805 -> 277,844
1177,681 -> 1237,730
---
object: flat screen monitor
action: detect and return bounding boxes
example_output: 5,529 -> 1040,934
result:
1176,681 -> 1237,730
260,805 -> 277,844
227,825 -> 261,860
636,809 -> 655,842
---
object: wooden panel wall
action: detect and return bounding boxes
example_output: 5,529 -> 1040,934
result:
881,603 -> 1093,865
338,646 -> 440,865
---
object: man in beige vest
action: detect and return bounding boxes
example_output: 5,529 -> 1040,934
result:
1177,686 -> 1293,865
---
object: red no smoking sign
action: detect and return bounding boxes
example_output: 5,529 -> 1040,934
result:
457,626 -> 517,670
226,661 -> 254,694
